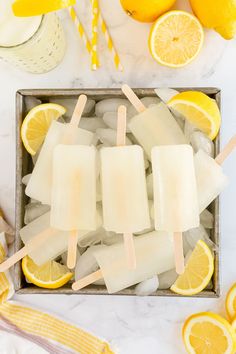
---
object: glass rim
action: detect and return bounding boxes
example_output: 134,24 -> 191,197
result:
0,14 -> 45,49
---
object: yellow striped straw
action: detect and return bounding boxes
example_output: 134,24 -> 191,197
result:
98,9 -> 123,71
91,0 -> 99,70
68,6 -> 92,55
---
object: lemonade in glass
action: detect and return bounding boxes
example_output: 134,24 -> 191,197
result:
0,0 -> 66,73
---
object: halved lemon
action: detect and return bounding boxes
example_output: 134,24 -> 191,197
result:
168,91 -> 221,140
149,10 -> 204,68
21,103 -> 66,155
12,0 -> 75,17
226,283 -> 236,320
183,312 -> 236,354
171,240 -> 214,296
22,256 -> 73,289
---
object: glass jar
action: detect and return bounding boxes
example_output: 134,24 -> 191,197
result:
0,13 -> 66,74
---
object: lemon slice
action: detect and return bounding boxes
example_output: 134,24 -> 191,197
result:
21,103 -> 66,155
183,312 -> 236,354
171,240 -> 214,295
22,256 -> 73,289
168,91 -> 221,140
149,10 -> 204,68
12,0 -> 75,17
226,283 -> 236,320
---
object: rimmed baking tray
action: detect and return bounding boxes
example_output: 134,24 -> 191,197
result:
15,88 -> 220,297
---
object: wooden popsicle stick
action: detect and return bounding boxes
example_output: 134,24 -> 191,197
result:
121,84 -> 146,113
67,230 -> 78,269
173,232 -> 185,275
215,134 -> 236,165
72,269 -> 103,291
123,233 -> 137,269
70,94 -> 87,126
61,94 -> 87,144
0,228 -> 56,273
117,105 -> 137,269
116,105 -> 127,146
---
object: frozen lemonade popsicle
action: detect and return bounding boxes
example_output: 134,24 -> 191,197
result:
121,84 -> 186,159
152,145 -> 199,274
72,231 -> 175,293
20,211 -> 102,266
100,106 -> 150,268
194,135 -> 236,212
51,144 -> 97,268
26,95 -> 94,205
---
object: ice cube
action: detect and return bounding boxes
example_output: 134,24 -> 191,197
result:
24,97 -> 42,112
184,225 -> 217,251
140,96 -> 161,107
103,112 -> 131,132
146,174 -> 153,199
102,232 -> 123,246
182,236 -> 193,256
184,121 -> 199,142
22,174 -> 32,186
174,114 -> 185,131
95,98 -> 132,117
78,227 -> 106,248
79,117 -> 107,132
154,88 -> 179,103
75,245 -> 106,285
24,203 -> 50,224
96,128 -> 132,146
134,275 -> 159,296
49,98 -> 95,118
190,131 -> 214,156
158,268 -> 178,289
200,209 -> 214,229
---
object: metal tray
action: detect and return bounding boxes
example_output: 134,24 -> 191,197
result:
15,88 -> 220,297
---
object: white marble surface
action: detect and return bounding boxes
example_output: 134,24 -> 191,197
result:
0,0 -> 236,353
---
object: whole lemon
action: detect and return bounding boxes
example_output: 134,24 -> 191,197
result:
120,0 -> 176,23
189,0 -> 236,39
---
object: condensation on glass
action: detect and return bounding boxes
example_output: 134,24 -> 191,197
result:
0,13 -> 66,74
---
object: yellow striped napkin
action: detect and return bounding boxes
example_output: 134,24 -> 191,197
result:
0,232 -> 14,303
0,301 -> 115,353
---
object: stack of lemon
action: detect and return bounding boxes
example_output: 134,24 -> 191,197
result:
120,0 -> 236,68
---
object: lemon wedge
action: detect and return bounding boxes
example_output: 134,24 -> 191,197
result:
21,103 -> 66,155
168,90 -> 221,140
22,256 -> 73,289
183,312 -> 236,354
171,240 -> 214,296
168,91 -> 221,140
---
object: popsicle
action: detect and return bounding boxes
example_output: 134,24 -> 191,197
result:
0,207 -> 102,272
100,105 -> 150,268
26,95 -> 94,205
121,84 -> 186,159
0,96 -> 92,272
51,144 -> 97,269
20,211 -> 102,265
72,231 -> 175,293
20,213 -> 72,265
195,135 -> 236,212
152,145 -> 199,274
